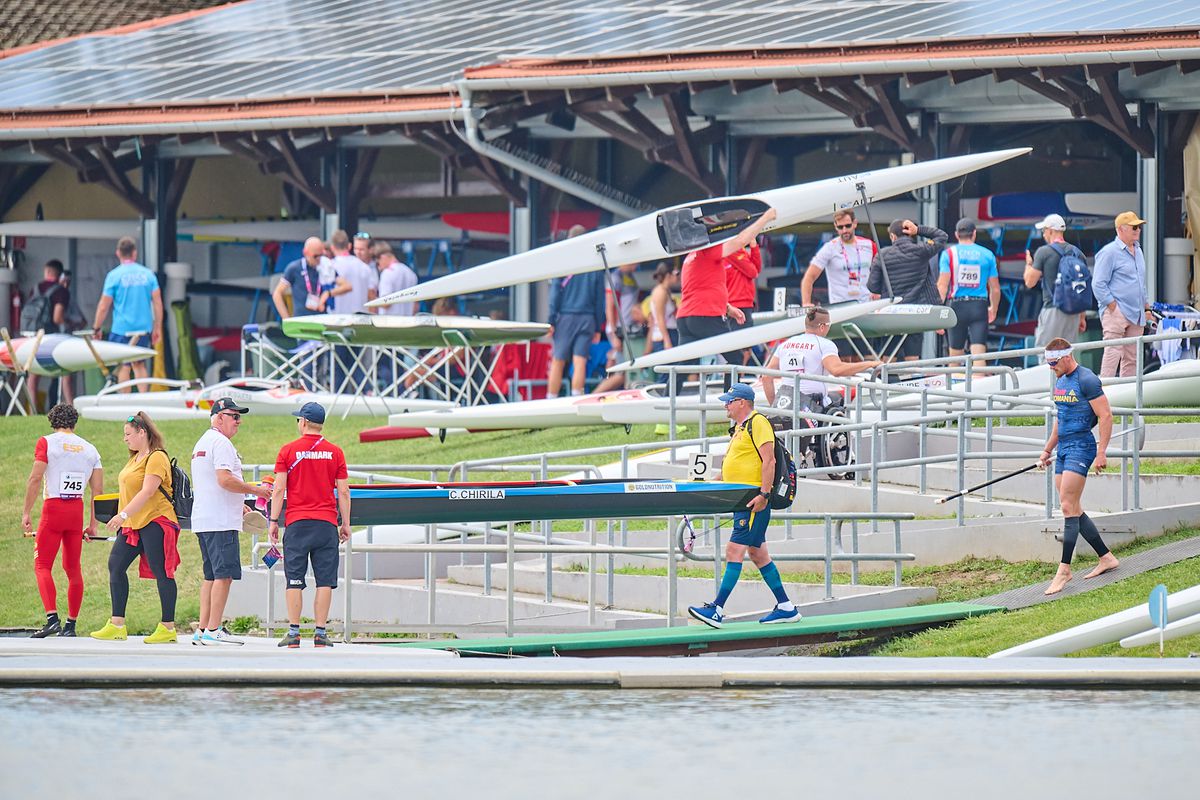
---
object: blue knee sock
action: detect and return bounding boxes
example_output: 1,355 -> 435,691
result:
759,561 -> 790,604
714,562 -> 743,607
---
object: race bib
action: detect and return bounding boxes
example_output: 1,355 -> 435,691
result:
58,471 -> 86,498
304,293 -> 322,311
956,263 -> 982,289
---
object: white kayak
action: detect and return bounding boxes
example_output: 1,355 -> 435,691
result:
0,334 -> 154,377
877,359 -> 1200,411
282,312 -> 550,347
386,388 -> 662,431
368,149 -> 1031,308
609,297 -> 894,374
990,584 -> 1200,658
1120,609 -> 1200,648
77,378 -> 455,421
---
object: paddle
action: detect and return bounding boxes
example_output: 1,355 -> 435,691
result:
935,463 -> 1040,505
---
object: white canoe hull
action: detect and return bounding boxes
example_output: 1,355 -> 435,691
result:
611,297 -> 894,374
79,383 -> 455,421
0,334 -> 155,377
369,149 -> 1031,307
1120,610 -> 1200,648
386,388 -> 660,431
990,584 -> 1200,657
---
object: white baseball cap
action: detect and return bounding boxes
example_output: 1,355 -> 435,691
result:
1035,213 -> 1066,231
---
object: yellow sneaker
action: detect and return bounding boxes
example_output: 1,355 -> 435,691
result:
144,623 -> 178,644
90,622 -> 128,641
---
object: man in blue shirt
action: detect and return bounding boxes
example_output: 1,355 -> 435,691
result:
1038,338 -> 1119,594
272,237 -> 347,320
1092,211 -> 1152,378
91,237 -> 162,391
937,218 -> 1000,359
546,226 -> 607,397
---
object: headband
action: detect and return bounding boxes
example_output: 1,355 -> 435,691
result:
1044,347 -> 1073,361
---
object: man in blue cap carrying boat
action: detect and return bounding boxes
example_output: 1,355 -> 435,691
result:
688,383 -> 799,628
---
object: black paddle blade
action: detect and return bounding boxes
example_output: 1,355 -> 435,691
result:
656,199 -> 771,255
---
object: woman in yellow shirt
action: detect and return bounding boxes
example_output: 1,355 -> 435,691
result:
91,411 -> 181,643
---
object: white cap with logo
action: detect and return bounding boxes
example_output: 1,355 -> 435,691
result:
1035,213 -> 1066,231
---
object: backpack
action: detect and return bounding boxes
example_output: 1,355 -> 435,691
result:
20,283 -> 57,334
741,413 -> 798,510
1049,243 -> 1094,314
155,452 -> 194,522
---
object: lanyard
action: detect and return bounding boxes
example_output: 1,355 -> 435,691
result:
839,239 -> 863,283
302,264 -> 317,294
288,437 -> 325,474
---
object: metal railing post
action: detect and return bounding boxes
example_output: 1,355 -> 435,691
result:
823,516 -> 834,601
956,411 -> 967,525
1133,339 -> 1144,510
343,529 -> 353,643
506,521 -> 515,637
984,396 -> 994,502
667,515 -> 677,627
426,523 -> 436,625
1044,408 -> 1055,520
918,388 -> 928,493
870,421 -> 881,532
541,452 -> 552,602
483,522 -> 492,596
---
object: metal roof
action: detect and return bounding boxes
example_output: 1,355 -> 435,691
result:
2,0 -> 1200,112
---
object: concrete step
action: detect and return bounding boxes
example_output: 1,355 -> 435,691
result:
880,462 -> 1200,512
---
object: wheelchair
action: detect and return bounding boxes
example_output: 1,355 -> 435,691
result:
768,385 -> 855,481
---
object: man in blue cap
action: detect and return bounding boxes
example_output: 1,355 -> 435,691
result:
268,402 -> 351,647
687,383 -> 799,628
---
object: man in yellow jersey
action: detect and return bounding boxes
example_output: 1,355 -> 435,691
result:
687,383 -> 800,628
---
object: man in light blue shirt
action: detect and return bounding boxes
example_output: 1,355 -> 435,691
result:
91,237 -> 162,391
936,218 -> 1000,358
1092,211 -> 1151,377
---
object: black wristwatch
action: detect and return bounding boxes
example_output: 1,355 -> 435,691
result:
269,518 -> 279,523
758,491 -> 771,499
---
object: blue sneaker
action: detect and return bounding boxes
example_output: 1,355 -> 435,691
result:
759,605 -> 801,624
687,602 -> 724,629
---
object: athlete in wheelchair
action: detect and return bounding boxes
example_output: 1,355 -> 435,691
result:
761,307 -> 881,480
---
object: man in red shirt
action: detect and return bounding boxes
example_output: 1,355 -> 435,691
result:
268,402 -> 351,648
677,207 -> 776,388
724,240 -> 762,364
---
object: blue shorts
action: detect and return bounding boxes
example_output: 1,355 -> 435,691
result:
107,331 -> 149,345
196,530 -> 241,581
552,313 -> 597,360
282,519 -> 340,589
1055,436 -> 1097,476
729,507 -> 771,547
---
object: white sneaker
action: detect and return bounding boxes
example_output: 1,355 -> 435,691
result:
191,630 -> 202,646
200,628 -> 244,646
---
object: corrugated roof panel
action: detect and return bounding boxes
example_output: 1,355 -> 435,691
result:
1,0 -> 1199,111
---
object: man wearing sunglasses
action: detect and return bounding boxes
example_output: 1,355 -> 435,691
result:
189,397 -> 272,644
1093,211 -> 1152,377
1037,340 -> 1118,594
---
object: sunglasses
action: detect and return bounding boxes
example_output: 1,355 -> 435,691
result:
126,415 -> 143,428
354,231 -> 371,239
834,223 -> 855,230
219,412 -> 242,421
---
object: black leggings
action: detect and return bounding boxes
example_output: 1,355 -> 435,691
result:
675,315 -> 743,391
109,521 -> 176,622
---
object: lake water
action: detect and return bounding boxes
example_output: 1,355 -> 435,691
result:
2,687 -> 1196,798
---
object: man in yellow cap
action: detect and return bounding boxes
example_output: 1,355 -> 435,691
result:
1092,211 -> 1152,377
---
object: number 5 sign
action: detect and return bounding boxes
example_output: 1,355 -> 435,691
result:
689,452 -> 712,481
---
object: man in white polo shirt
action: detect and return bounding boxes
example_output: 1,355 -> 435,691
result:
801,210 -> 879,360
190,397 -> 272,645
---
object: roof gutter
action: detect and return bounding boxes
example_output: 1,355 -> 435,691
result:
454,81 -> 643,219
0,108 -> 461,142
460,47 -> 1200,92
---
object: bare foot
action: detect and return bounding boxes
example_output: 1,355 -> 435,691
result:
1084,553 -> 1119,579
1045,566 -> 1073,595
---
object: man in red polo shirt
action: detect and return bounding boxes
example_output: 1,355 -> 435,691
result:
677,207 -> 776,388
268,402 -> 351,648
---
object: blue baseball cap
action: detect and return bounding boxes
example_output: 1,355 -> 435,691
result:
292,402 -> 326,424
717,383 -> 755,403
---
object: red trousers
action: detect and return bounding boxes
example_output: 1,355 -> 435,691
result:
33,498 -> 84,617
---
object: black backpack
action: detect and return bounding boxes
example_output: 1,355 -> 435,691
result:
1049,243 -> 1094,314
20,283 -> 57,333
741,413 -> 798,510
155,452 -> 194,522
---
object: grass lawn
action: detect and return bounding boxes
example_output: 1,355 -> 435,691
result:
0,413 -> 661,633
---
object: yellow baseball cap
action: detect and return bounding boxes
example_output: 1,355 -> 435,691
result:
1114,211 -> 1146,228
